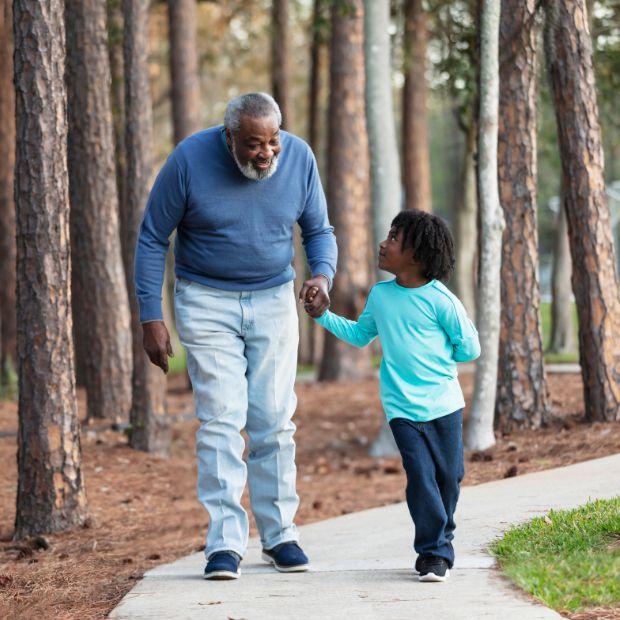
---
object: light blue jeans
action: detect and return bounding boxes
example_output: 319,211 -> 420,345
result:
174,277 -> 300,559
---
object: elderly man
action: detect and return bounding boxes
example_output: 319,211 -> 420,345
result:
135,93 -> 336,580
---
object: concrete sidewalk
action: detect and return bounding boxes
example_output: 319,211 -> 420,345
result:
110,454 -> 620,619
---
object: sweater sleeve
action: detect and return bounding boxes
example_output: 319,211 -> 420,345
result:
435,294 -> 481,362
297,150 -> 338,285
134,153 -> 187,322
314,292 -> 378,348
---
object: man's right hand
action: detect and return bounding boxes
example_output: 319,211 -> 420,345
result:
142,320 -> 174,374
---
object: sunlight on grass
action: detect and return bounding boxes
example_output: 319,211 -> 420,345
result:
491,498 -> 620,613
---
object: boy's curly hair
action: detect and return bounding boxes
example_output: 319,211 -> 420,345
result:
391,210 -> 456,282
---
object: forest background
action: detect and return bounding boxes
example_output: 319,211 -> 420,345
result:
0,0 -> 619,617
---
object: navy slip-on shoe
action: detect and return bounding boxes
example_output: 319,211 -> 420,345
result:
262,541 -> 309,573
204,551 -> 241,580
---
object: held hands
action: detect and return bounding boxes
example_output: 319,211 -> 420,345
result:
142,320 -> 174,374
299,275 -> 330,318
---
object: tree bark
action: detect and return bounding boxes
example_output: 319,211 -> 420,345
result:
549,203 -> 575,353
293,230 -> 313,365
308,0 -> 327,157
364,0 -> 401,274
545,0 -> 620,422
272,0 -> 292,129
364,0 -> 400,458
13,0 -> 88,538
271,0 -> 312,364
123,0 -> 170,454
319,0 -> 372,381
0,0 -> 16,382
495,0 -> 550,430
168,0 -> 200,144
107,0 -> 127,226
66,0 -> 133,422
307,0 -> 329,367
402,0 -> 432,213
453,118 -> 478,320
464,0 -> 505,451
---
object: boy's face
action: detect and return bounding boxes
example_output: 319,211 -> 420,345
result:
378,227 -> 416,274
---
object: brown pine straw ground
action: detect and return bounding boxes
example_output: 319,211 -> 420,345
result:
0,372 -> 618,619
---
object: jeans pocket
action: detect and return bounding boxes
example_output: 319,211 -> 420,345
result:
174,277 -> 192,296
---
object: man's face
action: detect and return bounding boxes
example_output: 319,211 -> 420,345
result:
378,226 -> 415,274
226,114 -> 282,180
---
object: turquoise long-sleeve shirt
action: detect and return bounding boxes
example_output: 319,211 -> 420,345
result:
315,279 -> 480,422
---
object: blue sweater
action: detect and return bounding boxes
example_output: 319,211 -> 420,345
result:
135,125 -> 337,322
316,279 -> 481,422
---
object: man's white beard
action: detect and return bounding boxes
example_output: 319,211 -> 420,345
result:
231,143 -> 279,181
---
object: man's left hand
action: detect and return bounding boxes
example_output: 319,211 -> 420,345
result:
299,275 -> 330,318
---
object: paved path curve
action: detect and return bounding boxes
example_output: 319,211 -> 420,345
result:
110,453 -> 620,619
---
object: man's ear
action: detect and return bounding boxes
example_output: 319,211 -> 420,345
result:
225,128 -> 232,148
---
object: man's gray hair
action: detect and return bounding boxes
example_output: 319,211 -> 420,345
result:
224,92 -> 282,133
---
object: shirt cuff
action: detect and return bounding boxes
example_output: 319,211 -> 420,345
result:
316,273 -> 332,290
138,296 -> 163,323
312,264 -> 335,290
314,310 -> 331,325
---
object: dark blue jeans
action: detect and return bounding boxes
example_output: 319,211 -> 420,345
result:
389,409 -> 464,568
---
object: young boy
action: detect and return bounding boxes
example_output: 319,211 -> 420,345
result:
305,209 -> 480,582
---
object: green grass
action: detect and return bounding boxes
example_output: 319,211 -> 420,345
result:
0,363 -> 17,400
146,302 -> 579,375
540,301 -> 579,364
168,347 -> 187,375
491,497 -> 620,613
167,350 -> 317,377
0,301 -> 584,398
544,351 -> 580,364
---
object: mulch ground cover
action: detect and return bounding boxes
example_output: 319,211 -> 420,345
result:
0,371 -> 618,619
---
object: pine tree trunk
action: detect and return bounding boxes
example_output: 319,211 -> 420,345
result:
123,0 -> 170,454
66,0 -> 133,422
319,0 -> 372,381
453,119 -> 478,320
402,0 -> 432,213
495,0 -> 550,430
271,0 -> 312,364
293,230 -> 313,365
464,0 -> 505,451
0,0 -> 16,382
308,0 -> 327,157
107,0 -> 127,224
364,0 -> 400,458
307,0 -> 329,367
13,0 -> 88,538
168,0 -> 200,144
549,204 -> 574,353
545,0 -> 620,422
364,0 -> 401,273
272,0 -> 292,129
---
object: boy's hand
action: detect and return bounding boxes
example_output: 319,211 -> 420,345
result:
303,286 -> 321,317
299,275 -> 330,318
